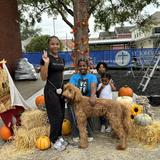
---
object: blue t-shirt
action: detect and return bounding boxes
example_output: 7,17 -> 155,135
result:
69,73 -> 97,96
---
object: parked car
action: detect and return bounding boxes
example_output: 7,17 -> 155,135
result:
14,58 -> 38,80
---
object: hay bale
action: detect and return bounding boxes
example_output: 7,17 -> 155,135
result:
14,125 -> 50,149
131,121 -> 160,146
21,109 -> 48,130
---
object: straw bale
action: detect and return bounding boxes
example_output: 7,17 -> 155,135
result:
14,125 -> 50,149
131,121 -> 160,146
21,109 -> 48,130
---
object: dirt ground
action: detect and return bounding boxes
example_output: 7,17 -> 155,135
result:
0,70 -> 160,160
0,106 -> 160,160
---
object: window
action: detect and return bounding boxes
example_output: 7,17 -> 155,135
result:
152,27 -> 160,34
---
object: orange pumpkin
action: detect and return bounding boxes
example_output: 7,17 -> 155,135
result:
118,85 -> 133,97
36,136 -> 51,150
62,119 -> 71,136
35,95 -> 45,107
0,125 -> 12,141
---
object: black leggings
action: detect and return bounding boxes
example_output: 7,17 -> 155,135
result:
44,84 -> 65,143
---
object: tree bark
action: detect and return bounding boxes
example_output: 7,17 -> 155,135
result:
72,0 -> 90,66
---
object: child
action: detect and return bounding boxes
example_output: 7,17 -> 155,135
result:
97,72 -> 116,133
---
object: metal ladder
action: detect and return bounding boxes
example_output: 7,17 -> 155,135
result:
138,46 -> 160,92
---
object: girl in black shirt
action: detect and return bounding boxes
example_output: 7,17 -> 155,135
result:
40,36 -> 67,151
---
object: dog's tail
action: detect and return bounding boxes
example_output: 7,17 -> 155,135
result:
122,104 -> 132,135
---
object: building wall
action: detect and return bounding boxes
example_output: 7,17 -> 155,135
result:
117,34 -> 132,39
0,0 -> 22,76
135,39 -> 153,48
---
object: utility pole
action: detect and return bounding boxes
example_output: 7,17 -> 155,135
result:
53,17 -> 57,35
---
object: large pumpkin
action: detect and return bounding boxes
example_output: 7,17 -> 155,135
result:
118,86 -> 133,97
62,119 -> 71,136
134,113 -> 152,126
35,95 -> 45,107
0,125 -> 12,141
116,96 -> 133,105
36,136 -> 51,150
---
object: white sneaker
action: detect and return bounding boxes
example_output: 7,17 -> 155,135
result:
72,137 -> 79,143
88,137 -> 94,142
100,125 -> 106,133
53,139 -> 66,151
58,137 -> 68,147
106,126 -> 112,133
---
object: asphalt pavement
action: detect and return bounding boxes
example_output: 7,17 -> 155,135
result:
14,73 -> 45,100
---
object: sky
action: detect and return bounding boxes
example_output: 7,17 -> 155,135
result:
35,3 -> 160,40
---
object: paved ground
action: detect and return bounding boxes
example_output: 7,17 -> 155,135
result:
14,74 -> 45,100
0,72 -> 160,160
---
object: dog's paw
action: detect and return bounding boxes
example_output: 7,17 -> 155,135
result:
116,144 -> 127,150
79,144 -> 88,149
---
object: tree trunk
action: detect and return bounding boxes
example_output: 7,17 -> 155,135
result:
72,0 -> 90,66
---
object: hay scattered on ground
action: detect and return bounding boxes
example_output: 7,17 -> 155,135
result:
131,121 -> 160,146
0,143 -> 34,160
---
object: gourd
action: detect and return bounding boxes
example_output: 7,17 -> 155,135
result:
116,96 -> 133,105
0,125 -> 12,141
118,86 -> 133,97
35,95 -> 45,107
36,136 -> 51,150
134,113 -> 152,126
62,119 -> 71,136
130,103 -> 143,116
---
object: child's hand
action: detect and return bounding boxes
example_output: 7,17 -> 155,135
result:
109,79 -> 113,85
42,50 -> 50,65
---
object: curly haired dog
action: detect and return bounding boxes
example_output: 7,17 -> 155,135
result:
62,83 -> 131,150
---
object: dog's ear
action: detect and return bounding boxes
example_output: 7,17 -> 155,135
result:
74,87 -> 81,102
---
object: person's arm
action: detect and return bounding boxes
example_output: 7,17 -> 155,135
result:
89,74 -> 97,105
109,79 -> 116,91
40,51 -> 50,81
89,82 -> 97,105
97,83 -> 105,97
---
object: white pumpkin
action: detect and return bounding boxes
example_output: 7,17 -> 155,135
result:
116,96 -> 133,105
134,113 -> 152,126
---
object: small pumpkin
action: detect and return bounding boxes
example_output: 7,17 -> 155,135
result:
118,85 -> 133,97
0,125 -> 12,141
36,136 -> 51,150
134,113 -> 152,126
116,96 -> 133,105
62,119 -> 71,136
130,103 -> 143,116
35,95 -> 45,107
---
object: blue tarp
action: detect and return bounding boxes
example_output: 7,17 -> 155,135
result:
23,48 -> 159,68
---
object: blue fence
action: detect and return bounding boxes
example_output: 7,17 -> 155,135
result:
23,48 -> 159,68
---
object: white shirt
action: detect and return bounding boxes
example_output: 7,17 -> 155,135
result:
97,83 -> 112,99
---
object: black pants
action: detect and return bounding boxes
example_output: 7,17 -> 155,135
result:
44,84 -> 65,143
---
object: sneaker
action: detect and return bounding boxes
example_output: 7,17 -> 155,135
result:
58,137 -> 68,147
72,137 -> 79,143
53,139 -> 66,151
88,137 -> 94,142
100,125 -> 106,133
106,126 -> 112,133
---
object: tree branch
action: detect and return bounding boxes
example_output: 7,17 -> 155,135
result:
88,0 -> 101,15
48,0 -> 73,29
57,8 -> 73,29
58,0 -> 74,17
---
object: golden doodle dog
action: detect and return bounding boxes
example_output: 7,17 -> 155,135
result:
62,83 -> 131,150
